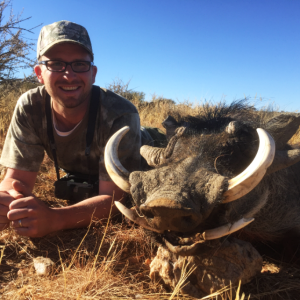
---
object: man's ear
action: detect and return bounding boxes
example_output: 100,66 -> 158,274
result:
34,65 -> 44,84
92,65 -> 97,84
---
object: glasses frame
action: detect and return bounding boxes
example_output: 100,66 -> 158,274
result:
38,60 -> 94,73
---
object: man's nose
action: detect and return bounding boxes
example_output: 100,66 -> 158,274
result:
62,64 -> 77,78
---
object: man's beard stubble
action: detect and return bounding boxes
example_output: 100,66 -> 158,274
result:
44,82 -> 92,109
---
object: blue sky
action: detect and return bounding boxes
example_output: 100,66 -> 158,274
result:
11,0 -> 300,112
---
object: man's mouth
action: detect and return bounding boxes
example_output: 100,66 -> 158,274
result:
60,86 -> 80,91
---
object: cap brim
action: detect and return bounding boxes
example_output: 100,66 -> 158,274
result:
38,39 -> 94,60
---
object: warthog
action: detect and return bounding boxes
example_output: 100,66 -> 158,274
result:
105,102 -> 300,297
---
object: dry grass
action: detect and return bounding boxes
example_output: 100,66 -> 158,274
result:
131,97 -> 212,132
0,82 -> 40,139
1,84 -> 300,299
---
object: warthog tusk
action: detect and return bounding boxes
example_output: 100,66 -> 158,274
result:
115,201 -> 164,233
104,126 -> 131,193
203,217 -> 254,240
116,203 -> 253,244
223,128 -> 275,203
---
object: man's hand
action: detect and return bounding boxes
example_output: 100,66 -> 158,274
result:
7,180 -> 58,237
4,178 -> 126,238
0,169 -> 38,232
0,191 -> 14,230
0,180 -> 24,230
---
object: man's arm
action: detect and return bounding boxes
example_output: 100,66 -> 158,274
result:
1,168 -> 37,193
3,168 -> 125,237
0,168 -> 37,230
49,180 -> 125,230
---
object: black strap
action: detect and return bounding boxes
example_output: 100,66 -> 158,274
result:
45,85 -> 101,181
85,86 -> 101,184
85,85 -> 101,156
45,93 -> 60,180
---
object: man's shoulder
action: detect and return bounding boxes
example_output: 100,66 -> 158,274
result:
17,85 -> 45,107
99,87 -> 138,115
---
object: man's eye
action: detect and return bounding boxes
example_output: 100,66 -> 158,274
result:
73,62 -> 88,67
48,61 -> 64,68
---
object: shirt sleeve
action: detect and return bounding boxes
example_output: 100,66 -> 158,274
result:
0,94 -> 45,172
98,112 -> 141,182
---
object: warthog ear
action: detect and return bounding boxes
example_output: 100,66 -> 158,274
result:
162,115 -> 179,141
267,148 -> 300,174
263,113 -> 300,173
141,127 -> 186,167
265,113 -> 300,150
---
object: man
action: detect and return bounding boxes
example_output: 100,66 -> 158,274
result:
0,21 -> 141,237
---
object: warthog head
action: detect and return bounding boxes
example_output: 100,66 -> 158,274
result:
105,102 -> 300,255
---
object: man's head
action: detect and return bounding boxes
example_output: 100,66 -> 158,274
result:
37,20 -> 94,61
35,21 -> 97,110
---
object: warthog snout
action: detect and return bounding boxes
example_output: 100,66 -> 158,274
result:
140,198 -> 200,232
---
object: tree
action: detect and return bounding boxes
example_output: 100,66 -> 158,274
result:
0,0 -> 39,85
106,78 -> 145,103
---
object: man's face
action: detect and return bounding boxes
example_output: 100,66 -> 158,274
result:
34,43 -> 97,109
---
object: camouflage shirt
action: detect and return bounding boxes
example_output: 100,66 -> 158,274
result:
0,85 -> 141,181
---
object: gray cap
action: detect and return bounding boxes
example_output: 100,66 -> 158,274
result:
37,20 -> 93,60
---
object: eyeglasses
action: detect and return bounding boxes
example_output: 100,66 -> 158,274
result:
38,60 -> 94,73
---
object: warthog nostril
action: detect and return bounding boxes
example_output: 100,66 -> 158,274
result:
140,205 -> 155,219
140,201 -> 200,232
182,215 -> 193,224
171,215 -> 196,230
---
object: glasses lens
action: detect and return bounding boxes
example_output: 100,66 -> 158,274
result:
72,61 -> 91,72
46,61 -> 66,71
